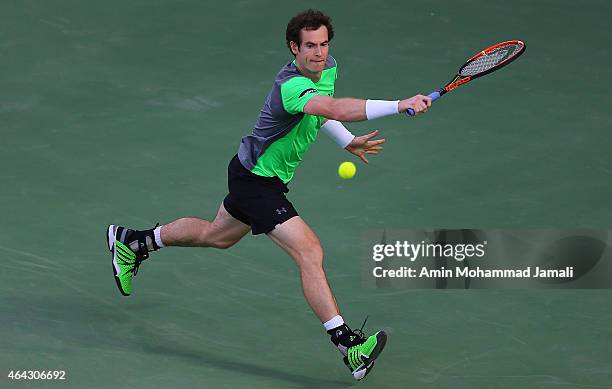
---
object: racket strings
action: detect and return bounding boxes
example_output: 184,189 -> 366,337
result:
459,43 -> 523,77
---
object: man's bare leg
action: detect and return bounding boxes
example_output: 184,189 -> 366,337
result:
267,216 -> 339,323
107,202 -> 249,296
267,215 -> 388,379
160,202 -> 250,249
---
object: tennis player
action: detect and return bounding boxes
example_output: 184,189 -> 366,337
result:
106,9 -> 430,380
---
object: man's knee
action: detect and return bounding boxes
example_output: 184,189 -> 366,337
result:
296,240 -> 324,268
208,238 -> 238,249
199,228 -> 238,249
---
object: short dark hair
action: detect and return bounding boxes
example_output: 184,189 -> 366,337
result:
286,9 -> 334,55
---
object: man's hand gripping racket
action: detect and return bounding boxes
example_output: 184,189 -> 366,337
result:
404,40 -> 526,116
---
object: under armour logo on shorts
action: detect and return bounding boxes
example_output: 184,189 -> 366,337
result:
275,207 -> 287,215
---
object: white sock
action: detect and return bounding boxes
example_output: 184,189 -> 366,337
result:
323,315 -> 345,331
153,226 -> 165,248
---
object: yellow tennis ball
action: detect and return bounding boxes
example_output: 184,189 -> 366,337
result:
338,161 -> 356,179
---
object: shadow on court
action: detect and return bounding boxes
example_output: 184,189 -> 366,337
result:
138,334 -> 353,388
1,292 -> 353,388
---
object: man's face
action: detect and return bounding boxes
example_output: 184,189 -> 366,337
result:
291,26 -> 329,76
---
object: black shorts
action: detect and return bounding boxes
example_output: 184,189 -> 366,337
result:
223,155 -> 299,235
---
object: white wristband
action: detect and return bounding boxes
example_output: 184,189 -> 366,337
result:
365,99 -> 400,120
320,120 -> 355,148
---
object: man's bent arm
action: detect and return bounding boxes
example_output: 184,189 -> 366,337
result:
304,95 -> 431,122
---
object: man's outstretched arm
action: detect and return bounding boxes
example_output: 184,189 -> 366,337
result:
304,94 -> 432,122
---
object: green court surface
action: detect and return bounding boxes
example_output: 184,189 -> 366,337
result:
1,0 -> 611,388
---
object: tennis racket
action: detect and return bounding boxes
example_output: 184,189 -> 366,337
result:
407,39 -> 526,116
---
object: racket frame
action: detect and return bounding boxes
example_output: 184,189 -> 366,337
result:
406,40 -> 525,116
440,39 -> 526,96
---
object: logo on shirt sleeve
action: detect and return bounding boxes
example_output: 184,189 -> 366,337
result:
299,88 -> 318,98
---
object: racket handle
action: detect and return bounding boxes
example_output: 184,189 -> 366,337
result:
405,91 -> 442,116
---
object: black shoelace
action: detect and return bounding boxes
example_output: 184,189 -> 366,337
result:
351,316 -> 369,346
130,223 -> 159,276
131,239 -> 150,276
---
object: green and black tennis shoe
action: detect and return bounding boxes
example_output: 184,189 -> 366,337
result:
106,225 -> 153,296
343,330 -> 387,380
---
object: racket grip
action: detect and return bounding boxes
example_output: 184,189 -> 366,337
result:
405,91 -> 442,116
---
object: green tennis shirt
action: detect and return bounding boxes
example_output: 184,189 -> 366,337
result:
237,56 -> 338,183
